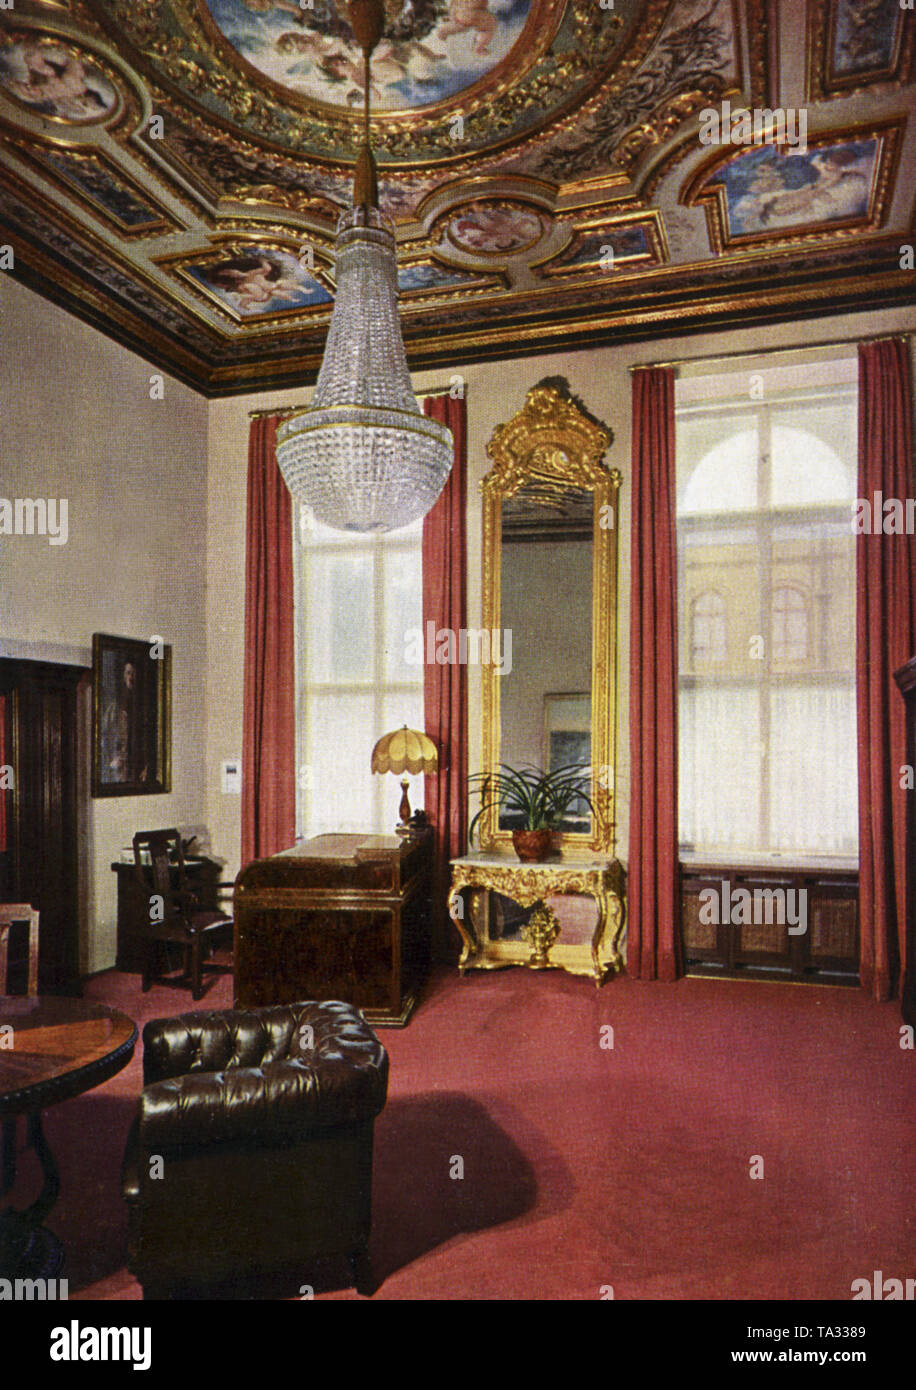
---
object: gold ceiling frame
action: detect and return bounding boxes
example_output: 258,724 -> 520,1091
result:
539,207 -> 667,278
683,118 -> 905,256
414,172 -> 558,230
188,0 -> 566,127
155,235 -> 336,329
478,385 -> 620,858
92,0 -> 656,173
806,0 -> 915,102
0,19 -> 144,138
3,136 -> 183,240
394,254 -> 505,302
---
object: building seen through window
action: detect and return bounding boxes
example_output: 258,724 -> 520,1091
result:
675,356 -> 858,860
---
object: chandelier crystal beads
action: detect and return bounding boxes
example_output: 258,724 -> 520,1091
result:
275,0 -> 453,534
276,206 -> 452,533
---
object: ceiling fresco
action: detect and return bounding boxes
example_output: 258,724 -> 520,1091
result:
0,0 -> 913,394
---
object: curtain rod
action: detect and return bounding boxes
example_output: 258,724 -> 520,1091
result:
248,387 -> 457,419
628,330 -> 912,374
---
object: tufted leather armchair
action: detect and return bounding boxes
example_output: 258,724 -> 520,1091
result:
122,1000 -> 389,1298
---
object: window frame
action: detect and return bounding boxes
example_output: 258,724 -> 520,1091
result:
292,511 -> 425,840
675,378 -> 858,863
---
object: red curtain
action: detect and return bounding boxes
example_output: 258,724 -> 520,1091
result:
627,367 -> 683,981
422,392 -> 468,963
241,414 -> 296,866
856,338 -> 916,1000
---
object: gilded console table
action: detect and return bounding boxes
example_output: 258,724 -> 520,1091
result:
447,855 -> 626,986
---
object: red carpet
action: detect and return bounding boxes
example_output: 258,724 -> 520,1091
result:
7,965 -> 914,1300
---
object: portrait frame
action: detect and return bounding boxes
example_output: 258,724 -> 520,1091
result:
91,633 -> 171,797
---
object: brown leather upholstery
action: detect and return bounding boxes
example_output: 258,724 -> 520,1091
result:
122,1001 -> 388,1298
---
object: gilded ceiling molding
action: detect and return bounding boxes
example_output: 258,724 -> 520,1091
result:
0,23 -> 143,137
190,0 -> 567,124
537,209 -> 667,279
0,189 -> 215,380
515,0 -> 744,186
0,170 -> 218,343
682,119 -> 904,256
0,131 -> 184,239
87,0 -> 639,168
807,0 -> 915,102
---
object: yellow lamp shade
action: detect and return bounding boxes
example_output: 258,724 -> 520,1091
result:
370,726 -> 438,777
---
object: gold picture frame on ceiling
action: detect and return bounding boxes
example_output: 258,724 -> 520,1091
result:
478,384 -> 621,858
683,119 -> 903,257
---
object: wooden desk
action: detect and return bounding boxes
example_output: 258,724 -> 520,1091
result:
234,832 -> 433,1026
0,997 -> 137,1277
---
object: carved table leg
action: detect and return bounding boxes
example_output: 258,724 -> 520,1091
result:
591,890 -> 610,986
447,883 -> 475,973
0,1112 -> 64,1278
606,889 -> 626,972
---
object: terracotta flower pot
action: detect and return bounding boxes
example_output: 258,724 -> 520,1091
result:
512,828 -> 554,862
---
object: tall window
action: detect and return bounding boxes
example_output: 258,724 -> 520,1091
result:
676,358 -> 858,859
294,507 -> 424,838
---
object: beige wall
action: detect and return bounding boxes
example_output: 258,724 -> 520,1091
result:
0,275 -> 209,973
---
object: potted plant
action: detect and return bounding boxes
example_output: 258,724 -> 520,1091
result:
468,763 -> 597,862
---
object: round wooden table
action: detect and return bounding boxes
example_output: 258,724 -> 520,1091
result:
0,996 -> 137,1277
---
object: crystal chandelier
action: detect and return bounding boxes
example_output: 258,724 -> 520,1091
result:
276,0 -> 453,533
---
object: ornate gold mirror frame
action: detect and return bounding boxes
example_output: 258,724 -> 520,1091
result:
478,384 -> 621,857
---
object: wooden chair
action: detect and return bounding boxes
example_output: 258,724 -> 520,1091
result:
0,903 -> 39,1197
132,831 -> 233,1002
0,903 -> 39,996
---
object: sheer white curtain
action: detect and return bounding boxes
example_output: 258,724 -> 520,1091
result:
676,360 -> 858,861
679,684 -> 857,855
294,508 -> 424,838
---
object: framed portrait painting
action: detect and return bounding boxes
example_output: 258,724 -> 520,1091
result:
92,633 -> 171,797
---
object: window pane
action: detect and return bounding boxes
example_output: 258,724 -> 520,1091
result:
303,692 -> 377,836
296,521 -> 423,841
305,551 -> 374,683
768,685 -> 857,854
679,685 -> 762,851
383,547 -> 423,682
678,418 -> 759,513
676,375 -> 857,860
769,402 -> 857,507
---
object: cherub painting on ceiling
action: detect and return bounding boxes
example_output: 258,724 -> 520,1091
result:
446,202 -> 544,255
714,138 -> 879,239
204,0 -> 532,112
187,249 -> 332,318
0,37 -> 118,122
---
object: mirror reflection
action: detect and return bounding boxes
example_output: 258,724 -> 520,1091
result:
498,479 -> 594,833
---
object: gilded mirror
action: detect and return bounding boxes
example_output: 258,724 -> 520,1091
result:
478,384 -> 621,856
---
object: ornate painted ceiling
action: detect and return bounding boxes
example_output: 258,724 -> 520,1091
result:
0,0 -> 913,394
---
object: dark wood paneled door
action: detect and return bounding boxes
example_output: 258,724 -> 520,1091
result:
0,659 -> 85,995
